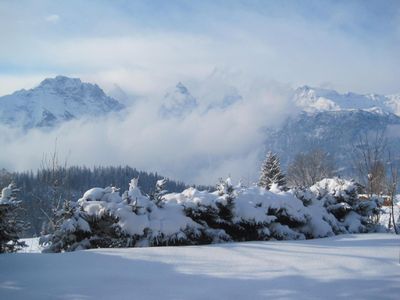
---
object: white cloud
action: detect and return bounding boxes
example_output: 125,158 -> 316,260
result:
1,1 -> 399,95
0,75 -> 295,185
45,14 -> 60,23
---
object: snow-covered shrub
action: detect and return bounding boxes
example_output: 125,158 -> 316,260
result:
308,178 -> 383,234
0,184 -> 27,253
43,179 -> 206,252
41,177 -> 384,252
234,184 -> 307,240
179,180 -> 308,242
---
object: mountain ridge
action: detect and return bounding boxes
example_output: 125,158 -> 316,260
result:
293,85 -> 400,115
0,75 -> 124,129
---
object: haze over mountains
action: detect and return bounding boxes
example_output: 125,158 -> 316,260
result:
3,75 -> 399,127
1,75 -> 400,183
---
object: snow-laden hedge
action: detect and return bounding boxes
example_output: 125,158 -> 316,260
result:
40,178 -> 384,252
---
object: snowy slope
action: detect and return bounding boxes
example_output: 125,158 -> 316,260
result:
0,76 -> 124,129
294,86 -> 400,115
2,234 -> 399,300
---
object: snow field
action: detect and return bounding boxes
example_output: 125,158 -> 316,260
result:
1,233 -> 399,300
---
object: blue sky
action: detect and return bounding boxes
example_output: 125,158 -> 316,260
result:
1,0 -> 400,184
0,0 -> 399,95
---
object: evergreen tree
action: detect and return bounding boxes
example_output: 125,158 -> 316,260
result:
0,184 -> 27,253
216,177 -> 235,222
40,200 -> 91,253
150,178 -> 168,207
258,152 -> 286,190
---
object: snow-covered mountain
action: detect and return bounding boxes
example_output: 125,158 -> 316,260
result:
159,81 -> 242,118
0,75 -> 124,129
159,82 -> 198,118
205,88 -> 242,111
264,108 -> 400,175
262,86 -> 400,175
294,85 -> 400,115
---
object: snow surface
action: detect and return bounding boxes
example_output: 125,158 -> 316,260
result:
17,238 -> 43,254
380,202 -> 400,230
2,234 -> 399,300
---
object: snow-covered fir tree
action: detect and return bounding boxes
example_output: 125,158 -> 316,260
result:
258,152 -> 286,190
150,178 -> 168,207
216,177 -> 235,221
40,200 -> 91,252
0,184 -> 27,253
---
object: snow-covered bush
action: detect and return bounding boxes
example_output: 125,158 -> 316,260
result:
41,177 -> 383,252
42,179 -> 206,252
0,184 -> 27,253
307,178 -> 383,234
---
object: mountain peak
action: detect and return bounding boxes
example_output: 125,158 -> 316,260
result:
293,85 -> 400,115
0,76 -> 124,130
175,82 -> 189,94
39,75 -> 83,89
36,76 -> 107,99
160,82 -> 198,118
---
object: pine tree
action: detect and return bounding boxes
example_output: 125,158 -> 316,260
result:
40,200 -> 91,253
216,177 -> 236,223
258,152 -> 286,190
150,178 -> 168,207
0,184 -> 27,253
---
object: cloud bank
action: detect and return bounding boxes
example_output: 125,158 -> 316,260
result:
0,76 -> 295,185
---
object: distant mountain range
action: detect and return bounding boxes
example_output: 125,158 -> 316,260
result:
1,75 -> 399,177
0,76 -> 124,129
264,110 -> 400,170
293,85 -> 400,115
266,86 -> 400,174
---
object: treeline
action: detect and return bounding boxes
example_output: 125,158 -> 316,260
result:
0,166 -> 196,237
